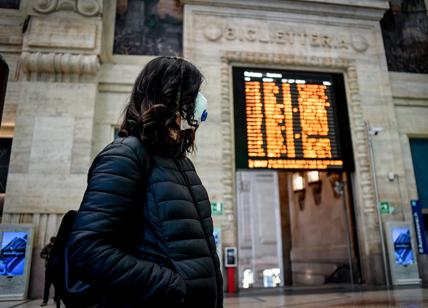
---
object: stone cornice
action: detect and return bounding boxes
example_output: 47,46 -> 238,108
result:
181,0 -> 389,21
21,51 -> 100,81
33,0 -> 102,17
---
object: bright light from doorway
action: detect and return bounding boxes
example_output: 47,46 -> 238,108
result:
307,171 -> 320,183
292,173 -> 305,191
242,269 -> 254,288
263,268 -> 281,287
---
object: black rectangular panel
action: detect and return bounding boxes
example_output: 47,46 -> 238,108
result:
233,67 -> 354,171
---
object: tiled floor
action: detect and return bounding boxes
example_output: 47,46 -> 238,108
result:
0,287 -> 427,307
224,287 -> 428,307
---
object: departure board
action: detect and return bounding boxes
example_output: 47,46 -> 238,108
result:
233,68 -> 347,170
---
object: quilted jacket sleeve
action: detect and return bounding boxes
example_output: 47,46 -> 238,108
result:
67,140 -> 186,305
209,233 -> 224,308
203,213 -> 223,308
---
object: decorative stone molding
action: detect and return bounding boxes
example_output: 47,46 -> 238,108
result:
219,50 -> 377,225
33,0 -> 102,17
21,51 -> 100,81
182,0 -> 389,21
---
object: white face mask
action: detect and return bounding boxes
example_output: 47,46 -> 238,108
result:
181,92 -> 208,130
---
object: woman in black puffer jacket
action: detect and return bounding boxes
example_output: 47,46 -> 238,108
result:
68,57 -> 223,308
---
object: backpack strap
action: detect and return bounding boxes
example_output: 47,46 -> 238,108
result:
87,136 -> 151,185
117,135 -> 152,186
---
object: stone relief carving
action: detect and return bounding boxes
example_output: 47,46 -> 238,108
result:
33,0 -> 102,17
351,33 -> 370,53
203,23 -> 223,41
21,51 -> 100,81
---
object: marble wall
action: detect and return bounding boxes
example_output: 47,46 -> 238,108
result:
391,71 -> 428,281
0,0 -> 103,298
0,0 -> 427,297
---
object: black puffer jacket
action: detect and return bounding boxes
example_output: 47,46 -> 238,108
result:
68,136 -> 223,307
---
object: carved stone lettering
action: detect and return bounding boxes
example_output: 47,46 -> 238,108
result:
204,23 -> 368,52
310,34 -> 320,47
285,32 -> 295,45
245,29 -> 257,42
274,31 -> 286,44
258,30 -> 270,43
337,37 -> 349,49
297,33 -> 306,46
320,35 -> 332,48
225,26 -> 237,40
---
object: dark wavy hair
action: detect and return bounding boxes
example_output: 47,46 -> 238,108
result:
118,56 -> 203,156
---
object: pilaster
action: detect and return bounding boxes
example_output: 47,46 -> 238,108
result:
2,0 -> 102,298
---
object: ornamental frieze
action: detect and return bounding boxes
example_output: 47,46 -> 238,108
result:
33,0 -> 102,17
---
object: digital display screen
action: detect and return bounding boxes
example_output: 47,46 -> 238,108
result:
233,68 -> 353,170
392,227 -> 415,266
0,232 -> 27,276
225,248 -> 237,267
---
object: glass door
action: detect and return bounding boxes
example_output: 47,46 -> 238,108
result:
237,170 -> 284,288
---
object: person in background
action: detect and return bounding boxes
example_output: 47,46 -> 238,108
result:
40,236 -> 57,307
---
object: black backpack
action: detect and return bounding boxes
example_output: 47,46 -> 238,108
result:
47,210 -> 97,308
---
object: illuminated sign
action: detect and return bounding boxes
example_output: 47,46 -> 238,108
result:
234,68 -> 351,170
392,227 -> 415,266
0,224 -> 34,300
0,232 -> 27,276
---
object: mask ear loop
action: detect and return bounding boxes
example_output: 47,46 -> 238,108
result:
167,60 -> 182,146
175,59 -> 183,113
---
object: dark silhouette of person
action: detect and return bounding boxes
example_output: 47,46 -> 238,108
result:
40,236 -> 58,307
67,57 -> 223,307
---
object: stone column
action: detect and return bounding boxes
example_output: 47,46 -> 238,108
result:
2,0 -> 102,298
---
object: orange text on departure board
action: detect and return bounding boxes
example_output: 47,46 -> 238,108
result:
244,77 -> 342,170
245,81 -> 264,157
297,84 -> 332,159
